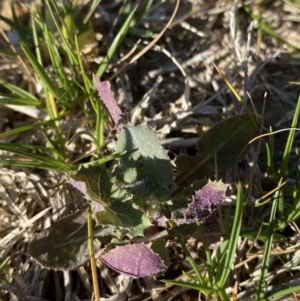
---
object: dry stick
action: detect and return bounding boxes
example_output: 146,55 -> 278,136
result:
233,126 -> 300,204
108,0 -> 180,82
255,181 -> 287,206
87,205 -> 100,301
169,2 -> 215,28
0,28 -> 32,81
230,91 -> 265,195
113,39 -> 141,66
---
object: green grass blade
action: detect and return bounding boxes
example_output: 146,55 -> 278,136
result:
11,1 -> 30,41
0,159 -> 71,171
31,11 -> 43,65
181,271 -> 200,282
42,22 -> 69,91
45,0 -> 77,65
173,232 -> 205,283
160,279 -> 212,294
133,0 -> 153,25
279,196 -> 300,228
265,130 -> 277,181
87,205 -> 101,300
40,119 -> 65,160
218,287 -> 230,301
0,117 -> 66,140
43,87 -> 61,136
95,102 -> 104,150
255,183 -> 280,300
214,238 -> 229,280
67,130 -> 98,146
78,151 -> 127,169
0,97 -> 40,106
279,95 -> 300,178
195,221 -> 214,284
0,49 -> 20,58
0,79 -> 39,102
96,7 -> 137,78
266,285 -> 300,301
217,184 -> 244,287
21,42 -> 61,98
244,5 -> 300,51
241,229 -> 286,243
0,14 -> 18,30
83,0 -> 101,24
74,35 -> 93,95
0,143 -> 63,164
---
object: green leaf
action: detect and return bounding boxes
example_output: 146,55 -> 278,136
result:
71,164 -> 114,205
176,114 -> 259,185
196,114 -> 258,170
95,200 -> 152,238
28,210 -> 101,270
0,97 -> 40,106
115,124 -> 175,201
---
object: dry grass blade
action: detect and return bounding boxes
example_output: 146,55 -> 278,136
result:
108,0 -> 180,81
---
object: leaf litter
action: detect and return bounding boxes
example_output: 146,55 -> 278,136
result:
1,0 -> 300,300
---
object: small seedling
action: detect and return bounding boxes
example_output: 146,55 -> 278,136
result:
28,77 -> 259,280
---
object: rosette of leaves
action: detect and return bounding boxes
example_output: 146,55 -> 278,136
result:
28,78 -> 174,273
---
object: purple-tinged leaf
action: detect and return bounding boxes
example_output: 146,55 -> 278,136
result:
170,179 -> 208,221
70,180 -> 86,195
101,243 -> 166,278
200,220 -> 222,249
184,181 -> 227,223
171,220 -> 222,249
94,78 -> 123,131
91,201 -> 105,212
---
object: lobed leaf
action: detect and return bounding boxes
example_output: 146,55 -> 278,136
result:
95,200 -> 152,238
184,180 -> 227,224
70,164 -> 113,206
115,124 -> 175,201
70,163 -> 151,238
